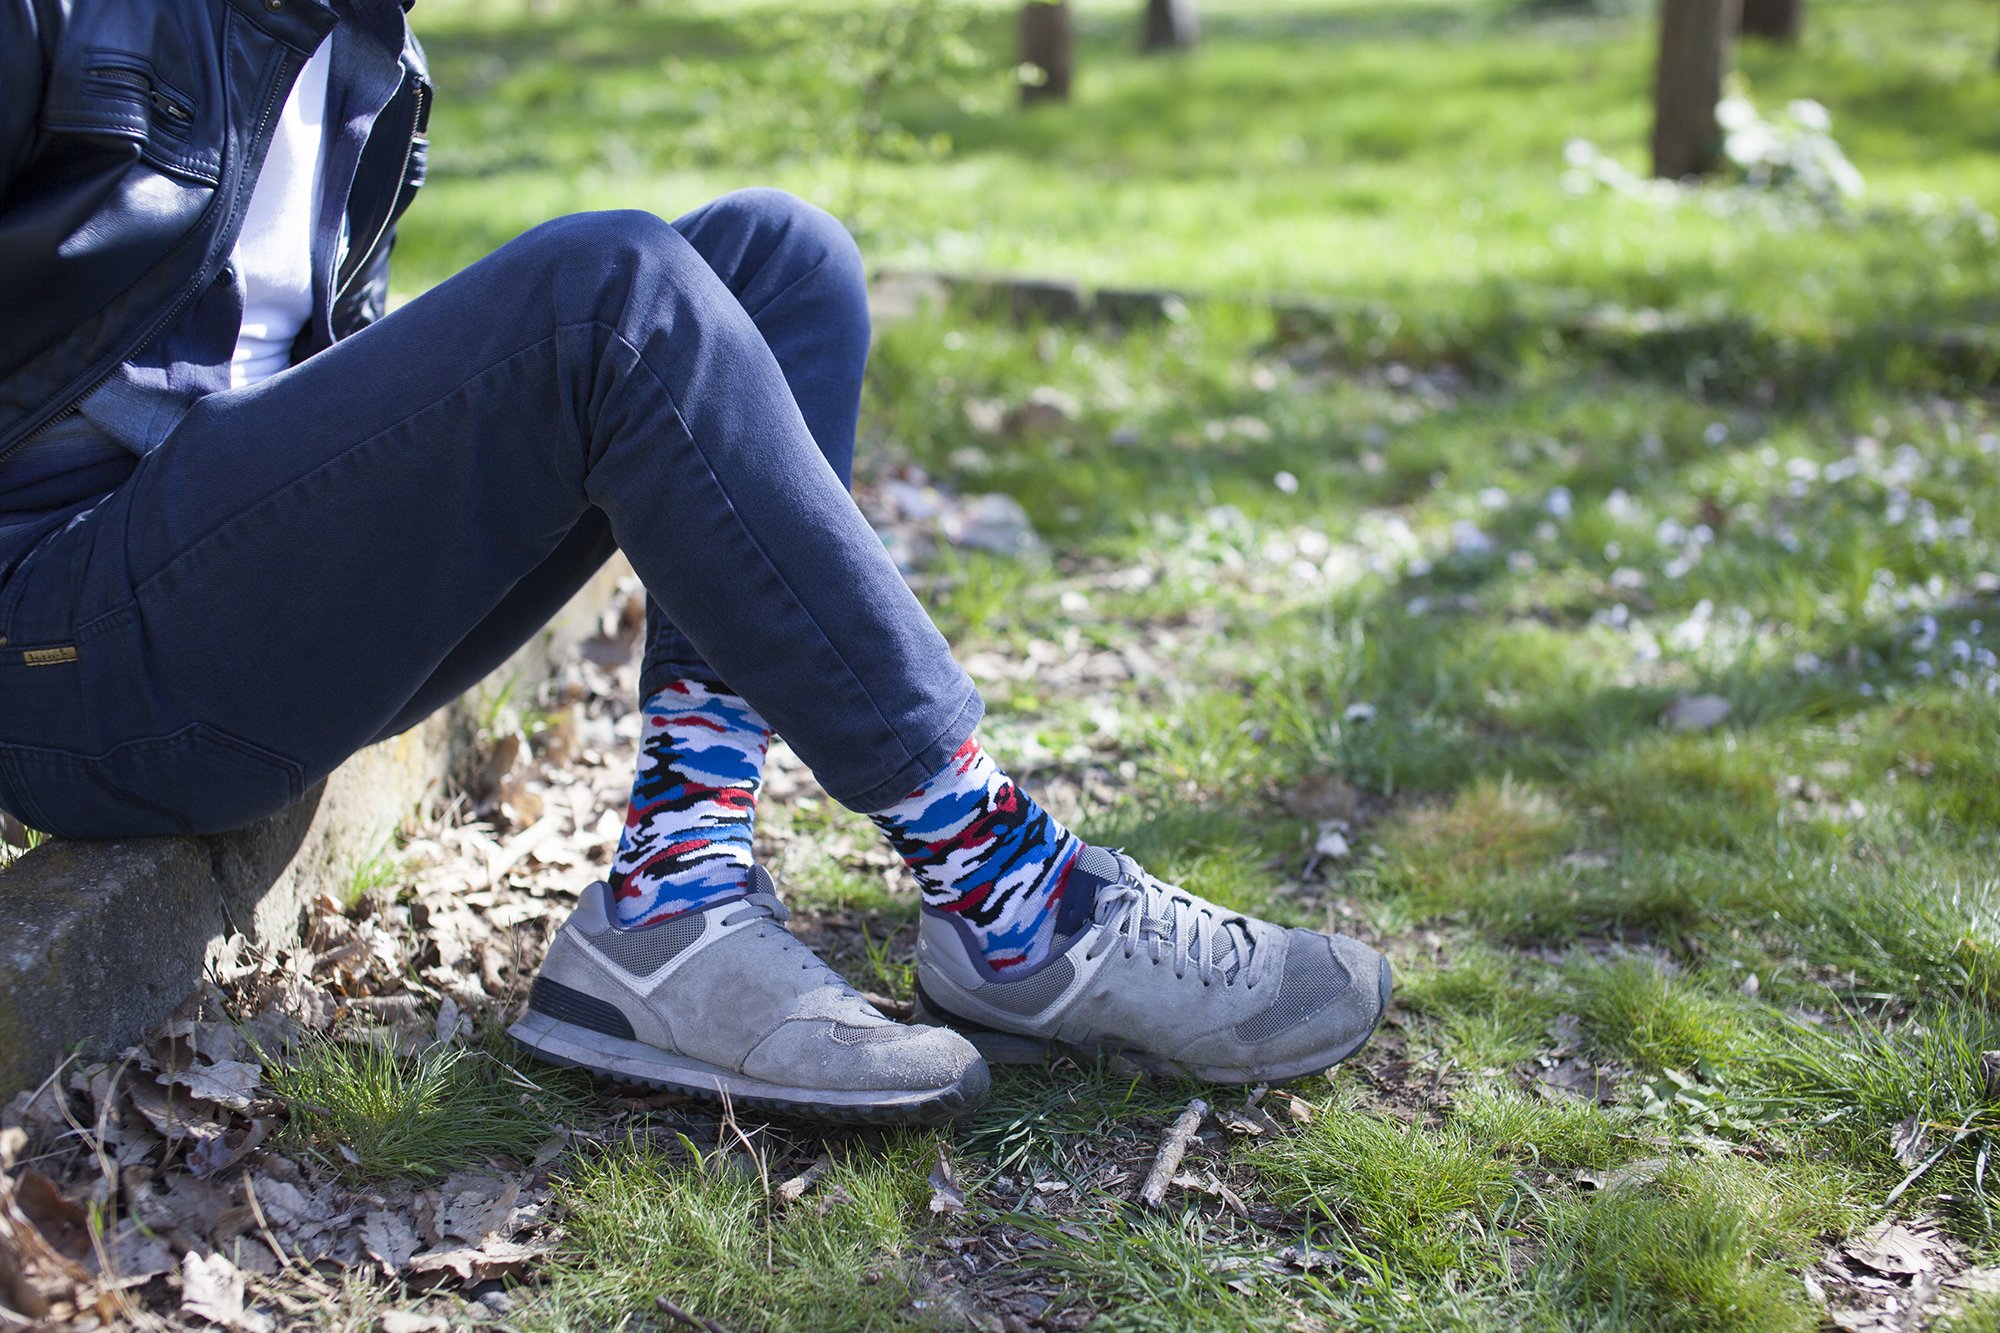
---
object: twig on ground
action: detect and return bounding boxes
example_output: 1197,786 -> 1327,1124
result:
774,1155 -> 831,1206
655,1294 -> 731,1333
858,991 -> 913,1020
1139,1098 -> 1209,1209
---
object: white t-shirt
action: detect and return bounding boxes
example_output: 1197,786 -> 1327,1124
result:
228,39 -> 333,390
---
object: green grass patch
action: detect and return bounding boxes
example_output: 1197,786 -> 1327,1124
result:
526,1132 -> 942,1332
1535,1155 -> 1860,1333
263,1031 -> 577,1181
1569,955 -> 1758,1075
1249,1090 -> 1519,1278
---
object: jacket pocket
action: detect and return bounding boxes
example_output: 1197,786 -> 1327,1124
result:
41,49 -> 220,185
0,724 -> 305,839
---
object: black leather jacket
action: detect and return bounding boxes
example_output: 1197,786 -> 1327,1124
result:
0,0 -> 429,469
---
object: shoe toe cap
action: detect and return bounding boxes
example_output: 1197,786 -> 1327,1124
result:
743,1017 -> 987,1096
1228,930 -> 1389,1064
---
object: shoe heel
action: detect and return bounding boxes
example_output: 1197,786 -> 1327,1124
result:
912,988 -> 1053,1066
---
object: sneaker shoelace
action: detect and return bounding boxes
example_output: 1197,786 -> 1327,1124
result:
1083,855 -> 1255,988
719,890 -> 848,982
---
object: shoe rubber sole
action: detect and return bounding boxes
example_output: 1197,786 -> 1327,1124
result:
507,1011 -> 990,1126
911,954 -> 1395,1085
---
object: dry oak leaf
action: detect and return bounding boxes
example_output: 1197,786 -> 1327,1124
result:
161,1060 -> 264,1112
406,1237 -> 551,1284
1842,1222 -> 1934,1278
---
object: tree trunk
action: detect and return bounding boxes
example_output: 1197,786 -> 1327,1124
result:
1738,0 -> 1799,41
1142,0 -> 1199,52
1652,0 -> 1742,179
1021,1 -> 1072,105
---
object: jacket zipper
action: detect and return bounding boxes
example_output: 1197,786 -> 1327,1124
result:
0,55 -> 299,471
334,77 -> 425,305
85,65 -> 194,129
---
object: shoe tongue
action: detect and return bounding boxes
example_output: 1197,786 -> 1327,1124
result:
1208,926 -> 1244,983
1055,844 -> 1123,938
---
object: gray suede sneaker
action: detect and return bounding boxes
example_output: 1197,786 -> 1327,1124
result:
510,868 -> 989,1124
912,847 -> 1391,1083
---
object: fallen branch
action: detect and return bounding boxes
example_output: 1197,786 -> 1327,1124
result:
656,1294 -> 731,1333
1139,1098 -> 1209,1209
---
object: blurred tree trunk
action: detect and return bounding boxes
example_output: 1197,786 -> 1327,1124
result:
1142,0 -> 1200,52
1021,1 -> 1072,105
1738,0 -> 1799,41
1653,0 -> 1742,178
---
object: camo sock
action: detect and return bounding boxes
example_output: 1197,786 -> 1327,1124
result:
609,680 -> 770,929
870,737 -> 1092,973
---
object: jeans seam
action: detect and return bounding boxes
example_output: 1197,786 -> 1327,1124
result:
610,328 -> 920,772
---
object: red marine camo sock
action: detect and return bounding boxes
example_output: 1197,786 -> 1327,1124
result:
608,680 -> 771,929
869,737 -> 1096,974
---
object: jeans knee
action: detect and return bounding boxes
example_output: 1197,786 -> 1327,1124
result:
518,209 -> 698,294
712,189 -> 866,300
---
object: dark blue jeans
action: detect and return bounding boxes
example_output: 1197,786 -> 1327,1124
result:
0,191 -> 983,838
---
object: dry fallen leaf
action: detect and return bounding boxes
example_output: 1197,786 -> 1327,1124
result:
161,1060 -> 263,1112
1890,1115 -> 1933,1171
928,1149 -> 967,1216
361,1211 -> 420,1276
180,1250 -> 273,1333
407,1238 -> 551,1284
380,1312 -> 448,1333
10,1173 -> 86,1267
1842,1222 -> 1934,1278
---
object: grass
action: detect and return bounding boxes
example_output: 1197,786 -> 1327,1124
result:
529,1132 -> 943,1333
1532,1155 -> 1855,1333
262,1029 -> 580,1181
399,0 -> 2000,359
222,0 -> 2000,1325
1251,1090 -> 1521,1278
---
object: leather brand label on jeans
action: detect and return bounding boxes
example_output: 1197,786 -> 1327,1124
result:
22,646 -> 78,666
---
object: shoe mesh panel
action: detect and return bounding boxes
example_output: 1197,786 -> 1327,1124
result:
832,1022 -> 913,1044
979,955 -> 1078,1014
585,913 -> 706,976
1232,938 -> 1352,1042
1076,844 -> 1122,882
